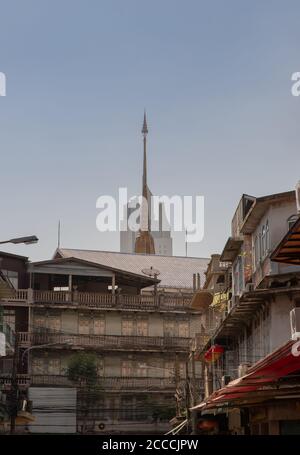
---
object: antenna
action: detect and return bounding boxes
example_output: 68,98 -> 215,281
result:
185,229 -> 188,257
57,220 -> 61,249
141,266 -> 161,279
142,266 -> 160,295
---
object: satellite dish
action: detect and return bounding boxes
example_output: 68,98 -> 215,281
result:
142,266 -> 160,278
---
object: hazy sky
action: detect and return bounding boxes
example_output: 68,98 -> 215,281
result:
0,0 -> 300,261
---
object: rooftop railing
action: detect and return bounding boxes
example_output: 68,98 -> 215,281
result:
3,289 -> 193,312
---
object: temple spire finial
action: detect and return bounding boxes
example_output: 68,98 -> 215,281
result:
142,110 -> 148,135
135,111 -> 155,255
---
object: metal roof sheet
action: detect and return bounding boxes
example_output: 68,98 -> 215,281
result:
55,248 -> 209,289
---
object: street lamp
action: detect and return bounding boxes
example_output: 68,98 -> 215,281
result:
21,340 -> 73,366
0,235 -> 39,245
9,339 -> 72,434
1,234 -> 39,434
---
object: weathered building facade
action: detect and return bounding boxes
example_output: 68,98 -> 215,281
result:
1,248 -> 208,434
191,189 -> 300,435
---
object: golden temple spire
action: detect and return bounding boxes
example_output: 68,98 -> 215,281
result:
135,112 -> 155,255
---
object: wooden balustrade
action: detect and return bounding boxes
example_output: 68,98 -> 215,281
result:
34,290 -> 71,303
30,332 -> 191,351
76,292 -> 113,307
2,289 -> 28,301
2,289 -> 193,311
17,331 -> 31,347
0,374 -> 30,388
30,374 -> 178,389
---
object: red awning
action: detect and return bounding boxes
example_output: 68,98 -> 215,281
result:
191,340 -> 300,411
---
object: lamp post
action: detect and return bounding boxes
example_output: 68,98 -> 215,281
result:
9,339 -> 72,434
21,340 -> 72,367
0,235 -> 39,246
1,234 -> 39,433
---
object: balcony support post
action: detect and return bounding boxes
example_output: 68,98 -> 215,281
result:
112,273 -> 116,305
27,288 -> 34,304
68,275 -> 73,302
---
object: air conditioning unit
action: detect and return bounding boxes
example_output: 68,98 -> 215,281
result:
290,308 -> 300,340
238,363 -> 250,378
245,283 -> 254,292
296,181 -> 300,214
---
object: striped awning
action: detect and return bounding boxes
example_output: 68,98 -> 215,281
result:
191,340 -> 300,411
271,216 -> 300,264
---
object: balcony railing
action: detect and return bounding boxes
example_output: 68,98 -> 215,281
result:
17,332 -> 192,351
30,375 -> 180,390
0,374 -> 30,389
3,289 -> 193,311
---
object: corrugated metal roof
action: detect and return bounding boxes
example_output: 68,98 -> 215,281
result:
56,248 -> 209,289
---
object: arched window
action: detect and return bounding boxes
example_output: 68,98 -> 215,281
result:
261,225 -> 266,258
265,220 -> 270,253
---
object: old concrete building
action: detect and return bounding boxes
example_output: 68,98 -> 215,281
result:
1,248 -> 208,434
191,189 -> 300,435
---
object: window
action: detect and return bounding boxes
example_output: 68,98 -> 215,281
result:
164,361 -> 174,378
288,214 -> 298,231
265,220 -> 270,253
261,225 -> 266,258
48,316 -> 61,332
178,321 -> 189,338
121,360 -> 133,376
260,221 -> 270,259
97,358 -> 104,377
33,314 -> 46,330
32,357 -> 44,374
48,358 -> 60,375
136,319 -> 148,336
136,362 -> 147,377
3,309 -> 15,331
93,317 -> 105,335
0,269 -> 18,289
78,316 -> 90,335
254,235 -> 260,266
120,396 -> 135,420
122,318 -> 134,336
164,320 -> 175,337
179,362 -> 186,378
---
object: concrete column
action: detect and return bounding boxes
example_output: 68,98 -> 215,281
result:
27,288 -> 34,304
68,275 -> 72,302
111,273 -> 116,294
68,274 -> 72,291
112,273 -> 116,304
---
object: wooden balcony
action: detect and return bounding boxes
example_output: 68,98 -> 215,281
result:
17,331 -> 192,352
30,374 -> 181,391
2,289 -> 193,312
0,374 -> 30,390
